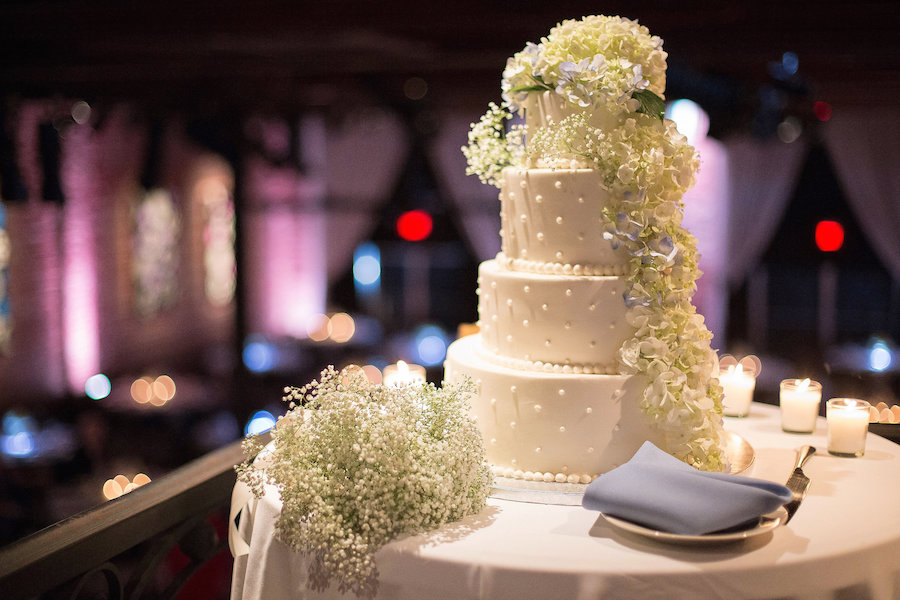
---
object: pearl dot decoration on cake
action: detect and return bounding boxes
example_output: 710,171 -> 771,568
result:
535,194 -> 543,203
559,426 -> 566,433
585,407 -> 593,414
510,385 -> 517,393
565,288 -> 573,296
556,216 -> 564,225
519,179 -> 527,188
535,446 -> 542,453
506,298 -> 513,307
564,321 -> 572,329
587,446 -> 595,453
520,214 -> 527,223
541,303 -> 549,311
589,303 -> 596,311
523,285 -> 531,293
510,421 -> 516,429
534,404 -> 542,412
490,438 -> 497,445
523,319 -> 530,327
558,388 -> 566,397
490,398 -> 497,406
554,180 -> 563,189
536,232 -> 545,241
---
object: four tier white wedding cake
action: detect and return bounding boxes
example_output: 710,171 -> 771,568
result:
445,15 -> 729,484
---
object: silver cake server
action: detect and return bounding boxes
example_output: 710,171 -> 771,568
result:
784,445 -> 816,523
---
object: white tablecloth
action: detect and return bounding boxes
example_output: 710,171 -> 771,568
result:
230,403 -> 900,600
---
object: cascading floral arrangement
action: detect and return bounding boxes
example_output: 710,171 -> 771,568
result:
462,15 -> 727,472
237,367 -> 492,596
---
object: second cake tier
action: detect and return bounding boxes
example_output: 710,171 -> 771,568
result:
476,259 -> 632,372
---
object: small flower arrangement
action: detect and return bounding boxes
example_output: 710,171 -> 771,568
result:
461,15 -> 727,471
236,367 -> 492,597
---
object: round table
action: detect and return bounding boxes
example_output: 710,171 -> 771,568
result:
230,403 -> 900,600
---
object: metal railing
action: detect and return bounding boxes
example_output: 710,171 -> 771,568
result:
0,432 -> 267,599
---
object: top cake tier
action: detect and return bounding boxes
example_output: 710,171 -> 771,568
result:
499,167 -> 631,274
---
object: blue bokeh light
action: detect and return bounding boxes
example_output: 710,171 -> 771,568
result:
243,337 -> 278,373
2,432 -> 35,458
84,373 -> 112,400
353,243 -> 381,289
245,410 -> 276,435
413,325 -> 449,366
781,52 -> 799,76
868,341 -> 893,372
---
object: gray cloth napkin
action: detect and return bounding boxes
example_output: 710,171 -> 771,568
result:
582,441 -> 793,535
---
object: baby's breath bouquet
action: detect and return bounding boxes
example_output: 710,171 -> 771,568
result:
461,14 -> 728,471
237,366 -> 492,596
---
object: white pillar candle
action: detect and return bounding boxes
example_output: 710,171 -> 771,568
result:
382,360 -> 426,387
780,378 -> 822,433
826,398 -> 870,457
720,364 -> 756,417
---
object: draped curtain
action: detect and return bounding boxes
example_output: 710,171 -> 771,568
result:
322,111 -> 409,283
821,109 -> 900,281
242,111 -> 407,338
723,136 -> 808,288
429,110 -> 501,262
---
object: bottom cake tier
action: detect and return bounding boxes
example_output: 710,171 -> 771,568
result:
444,334 -> 664,483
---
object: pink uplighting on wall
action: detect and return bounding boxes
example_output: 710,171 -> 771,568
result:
62,225 -> 100,393
246,208 -> 327,338
61,122 -> 101,393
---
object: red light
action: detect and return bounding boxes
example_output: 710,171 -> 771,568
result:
815,220 -> 844,252
396,210 -> 433,242
813,101 -> 832,122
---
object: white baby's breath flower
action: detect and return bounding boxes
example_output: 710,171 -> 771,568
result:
237,367 -> 492,597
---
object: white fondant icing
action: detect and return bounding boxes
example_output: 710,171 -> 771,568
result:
445,335 -> 666,478
477,259 -> 630,368
500,168 -> 630,270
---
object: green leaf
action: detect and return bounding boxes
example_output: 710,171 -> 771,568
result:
508,84 -> 550,94
634,89 -> 666,120
509,75 -> 553,95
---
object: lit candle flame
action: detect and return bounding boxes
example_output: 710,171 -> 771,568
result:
798,378 -> 811,392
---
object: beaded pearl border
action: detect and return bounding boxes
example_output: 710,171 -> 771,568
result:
492,464 -> 595,485
496,252 -> 629,277
474,343 -> 620,375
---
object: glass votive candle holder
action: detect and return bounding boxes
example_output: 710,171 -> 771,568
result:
382,361 -> 427,387
720,365 -> 756,417
826,398 -> 871,457
780,378 -> 822,433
